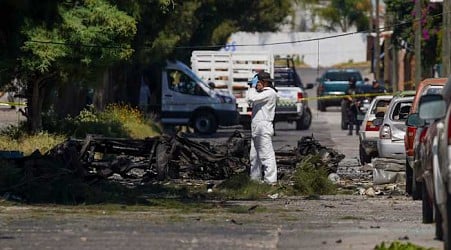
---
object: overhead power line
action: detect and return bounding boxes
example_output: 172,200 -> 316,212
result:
24,10 -> 449,50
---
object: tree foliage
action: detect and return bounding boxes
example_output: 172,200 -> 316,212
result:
1,0 -> 137,132
295,0 -> 370,32
385,0 -> 443,72
1,0 -> 293,133
116,0 -> 293,66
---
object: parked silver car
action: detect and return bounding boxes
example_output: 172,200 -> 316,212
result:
374,96 -> 413,159
358,95 -> 393,164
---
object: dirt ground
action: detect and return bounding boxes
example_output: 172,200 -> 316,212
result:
0,194 -> 442,250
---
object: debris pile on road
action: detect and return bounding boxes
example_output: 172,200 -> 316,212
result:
0,132 -> 348,202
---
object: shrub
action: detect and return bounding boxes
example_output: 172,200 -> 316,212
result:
374,241 -> 434,250
292,155 -> 336,195
70,104 -> 161,139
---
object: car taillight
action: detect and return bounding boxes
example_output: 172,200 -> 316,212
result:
419,127 -> 428,143
380,125 -> 391,139
297,92 -> 303,102
407,126 -> 416,138
318,85 -> 324,93
365,120 -> 379,131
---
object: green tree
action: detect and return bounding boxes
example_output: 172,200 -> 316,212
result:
1,0 -> 136,133
296,0 -> 370,32
117,0 -> 293,66
385,0 -> 442,78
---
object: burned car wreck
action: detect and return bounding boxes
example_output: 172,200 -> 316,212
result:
1,131 -> 345,193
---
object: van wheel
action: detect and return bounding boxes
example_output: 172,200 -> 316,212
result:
296,108 -> 312,130
193,112 -> 217,134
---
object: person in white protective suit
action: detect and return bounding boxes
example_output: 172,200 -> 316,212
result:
246,71 -> 278,184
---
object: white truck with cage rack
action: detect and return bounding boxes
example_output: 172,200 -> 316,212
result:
191,51 -> 313,130
190,51 -> 273,121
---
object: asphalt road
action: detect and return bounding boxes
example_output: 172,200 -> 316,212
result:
0,67 -> 443,250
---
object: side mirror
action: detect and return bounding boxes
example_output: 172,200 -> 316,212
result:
208,82 -> 215,89
419,94 -> 446,121
375,111 -> 385,118
372,118 -> 383,126
405,113 -> 425,127
305,83 -> 314,89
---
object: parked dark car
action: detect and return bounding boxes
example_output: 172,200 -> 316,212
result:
316,69 -> 364,112
413,76 -> 451,248
404,78 -> 447,199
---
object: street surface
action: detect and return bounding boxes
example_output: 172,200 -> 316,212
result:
0,67 -> 443,249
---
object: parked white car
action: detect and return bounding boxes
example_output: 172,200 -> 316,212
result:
358,95 -> 393,164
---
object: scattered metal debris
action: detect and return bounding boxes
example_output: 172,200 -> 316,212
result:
0,132 -> 348,202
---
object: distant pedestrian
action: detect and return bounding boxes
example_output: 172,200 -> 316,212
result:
344,77 -> 359,136
246,71 -> 278,184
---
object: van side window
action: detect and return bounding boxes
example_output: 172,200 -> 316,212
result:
168,70 -> 206,96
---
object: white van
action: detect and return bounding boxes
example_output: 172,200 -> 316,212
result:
160,60 -> 238,134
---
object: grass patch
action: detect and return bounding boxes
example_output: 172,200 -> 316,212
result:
375,241 -> 436,250
0,132 -> 66,155
292,155 -> 337,196
213,173 -> 280,200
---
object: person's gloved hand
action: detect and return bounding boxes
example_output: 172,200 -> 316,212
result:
250,75 -> 258,88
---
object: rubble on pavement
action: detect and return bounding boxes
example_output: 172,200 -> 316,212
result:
0,132 -> 345,191
0,131 -> 408,198
334,157 -> 407,197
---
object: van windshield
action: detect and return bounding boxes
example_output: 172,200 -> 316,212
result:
179,63 -> 212,90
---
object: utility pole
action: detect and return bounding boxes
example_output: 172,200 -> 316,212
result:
414,0 -> 422,88
384,12 -> 392,88
443,0 -> 451,76
369,0 -> 374,74
375,0 -> 381,82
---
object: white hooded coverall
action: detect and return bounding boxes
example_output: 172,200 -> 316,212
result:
246,87 -> 278,183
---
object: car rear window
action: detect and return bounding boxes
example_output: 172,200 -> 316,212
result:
390,101 -> 412,121
371,99 -> 391,114
274,69 -> 301,87
323,72 -> 362,81
423,85 -> 443,95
